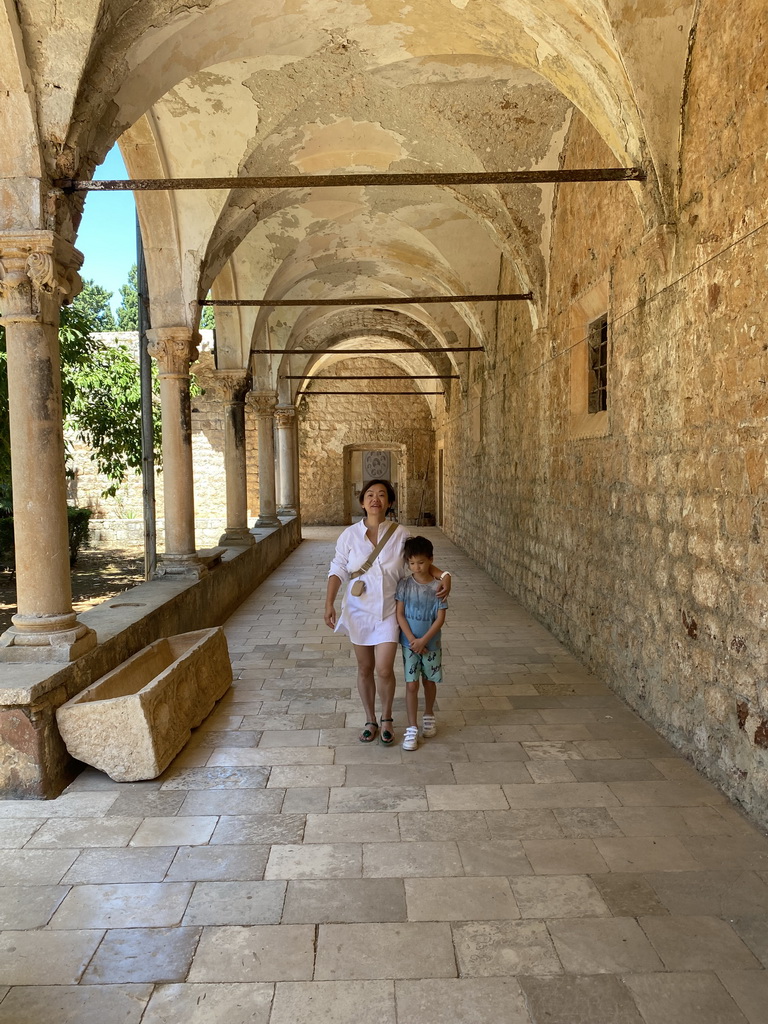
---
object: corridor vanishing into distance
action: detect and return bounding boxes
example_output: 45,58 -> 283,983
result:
1,528 -> 767,1023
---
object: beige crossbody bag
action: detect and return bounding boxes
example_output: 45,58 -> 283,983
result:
349,522 -> 399,596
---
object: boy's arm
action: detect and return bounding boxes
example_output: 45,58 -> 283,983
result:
410,608 -> 446,654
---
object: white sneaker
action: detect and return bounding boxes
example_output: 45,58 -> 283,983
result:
421,714 -> 437,738
402,726 -> 419,751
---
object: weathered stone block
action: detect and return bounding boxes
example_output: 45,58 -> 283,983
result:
56,628 -> 232,782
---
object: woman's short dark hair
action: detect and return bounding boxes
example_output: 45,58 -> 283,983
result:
404,536 -> 433,560
358,479 -> 396,507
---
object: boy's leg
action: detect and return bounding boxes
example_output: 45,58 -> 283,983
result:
420,649 -> 442,737
422,678 -> 437,716
405,679 -> 420,728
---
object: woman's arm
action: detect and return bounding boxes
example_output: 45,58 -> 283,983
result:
430,564 -> 452,598
324,574 -> 342,629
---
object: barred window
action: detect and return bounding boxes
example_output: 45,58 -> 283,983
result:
587,313 -> 608,414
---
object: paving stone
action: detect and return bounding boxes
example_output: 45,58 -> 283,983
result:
718,970 -> 768,1024
518,974 -> 644,1024
178,788 -> 283,815
399,810 -> 490,841
62,848 -> 176,884
427,784 -> 510,811
159,766 -> 271,789
315,922 -> 456,979
141,982 -> 274,1024
282,878 -> 406,923
344,764 -> 457,789
82,926 -> 201,983
0,820 -> 45,847
405,876 -> 519,921
182,880 -> 286,925
485,809 -> 563,840
0,929 -> 103,984
525,761 -> 577,784
0,792 -> 118,818
0,984 -> 152,1024
364,841 -> 464,877
512,874 -> 611,919
49,882 -> 193,929
189,925 -> 314,982
452,920 -> 561,976
130,816 -> 217,847
623,972 -> 751,1024
0,848 -> 79,885
281,787 -> 329,813
593,835 -> 701,872
729,917 -> 768,967
0,884 -> 68,928
395,977 -> 532,1023
265,843 -> 361,879
607,781 -> 726,807
590,873 -> 669,917
166,845 -> 270,881
457,839 -> 533,876
270,980 -> 395,1024
209,814 -> 306,845
105,791 -> 187,817
644,870 -> 768,916
547,917 -> 664,973
329,786 -> 428,813
304,811 -> 399,844
502,783 -> 620,808
267,765 -> 345,788
522,839 -> 609,874
464,742 -> 528,762
639,915 -> 762,971
679,834 -> 768,870
553,807 -> 624,837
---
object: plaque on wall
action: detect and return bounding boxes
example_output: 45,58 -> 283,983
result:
363,450 -> 391,481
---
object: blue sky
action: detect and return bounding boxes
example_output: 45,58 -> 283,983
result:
75,146 -> 137,312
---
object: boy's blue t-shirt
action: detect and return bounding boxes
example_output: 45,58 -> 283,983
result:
395,576 -> 448,651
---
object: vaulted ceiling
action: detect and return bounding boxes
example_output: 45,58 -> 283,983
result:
1,0 -> 696,398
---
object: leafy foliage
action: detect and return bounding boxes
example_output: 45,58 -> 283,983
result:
116,263 -> 139,330
69,279 -> 117,331
0,287 -> 162,504
200,300 -> 216,331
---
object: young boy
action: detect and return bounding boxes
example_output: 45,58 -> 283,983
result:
395,536 -> 449,751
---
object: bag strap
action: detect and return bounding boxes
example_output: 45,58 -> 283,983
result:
350,522 -> 399,579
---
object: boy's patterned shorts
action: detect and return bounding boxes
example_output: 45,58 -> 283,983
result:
401,646 -> 443,683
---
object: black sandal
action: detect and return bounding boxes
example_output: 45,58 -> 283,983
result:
379,717 -> 395,745
359,721 -> 379,743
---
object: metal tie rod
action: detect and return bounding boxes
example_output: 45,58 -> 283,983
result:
282,374 -> 458,379
252,346 -> 484,354
203,293 -> 532,306
55,167 -> 645,192
303,390 -> 444,395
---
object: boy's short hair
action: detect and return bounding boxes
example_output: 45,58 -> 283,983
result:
404,536 -> 433,560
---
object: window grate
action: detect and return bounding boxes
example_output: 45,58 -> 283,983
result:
587,313 -> 608,413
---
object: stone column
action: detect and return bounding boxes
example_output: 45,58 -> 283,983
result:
0,232 -> 96,662
275,406 -> 298,515
210,370 -> 254,547
248,392 -> 280,528
147,327 -> 205,576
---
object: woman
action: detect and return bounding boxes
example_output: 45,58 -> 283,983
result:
324,479 -> 451,744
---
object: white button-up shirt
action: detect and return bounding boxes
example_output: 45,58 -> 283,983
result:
328,520 -> 410,645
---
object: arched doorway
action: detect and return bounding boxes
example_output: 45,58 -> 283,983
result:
343,444 -> 407,524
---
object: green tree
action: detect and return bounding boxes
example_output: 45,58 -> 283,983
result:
0,299 -> 161,506
200,299 -> 216,331
115,264 -> 139,330
69,278 -> 117,331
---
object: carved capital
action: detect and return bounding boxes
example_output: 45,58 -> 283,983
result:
247,391 -> 278,418
0,231 -> 83,322
275,405 -> 296,429
146,327 -> 199,376
204,369 -> 251,403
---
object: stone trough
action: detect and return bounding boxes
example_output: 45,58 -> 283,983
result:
56,627 -> 232,782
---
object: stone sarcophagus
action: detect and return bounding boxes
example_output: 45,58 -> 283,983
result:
56,627 -> 232,782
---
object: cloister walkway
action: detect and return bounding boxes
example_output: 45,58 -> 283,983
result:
0,527 -> 767,1023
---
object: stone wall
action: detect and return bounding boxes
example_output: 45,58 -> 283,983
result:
297,357 -> 436,525
438,0 -> 768,825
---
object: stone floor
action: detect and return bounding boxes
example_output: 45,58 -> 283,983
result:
1,526 -> 767,1023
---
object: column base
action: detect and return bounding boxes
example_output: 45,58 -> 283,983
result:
0,619 -> 97,664
276,506 -> 297,517
153,554 -> 208,580
252,515 -> 281,529
219,527 -> 256,548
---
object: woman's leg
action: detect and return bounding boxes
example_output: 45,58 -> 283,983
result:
352,644 -> 377,727
374,642 -> 398,723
